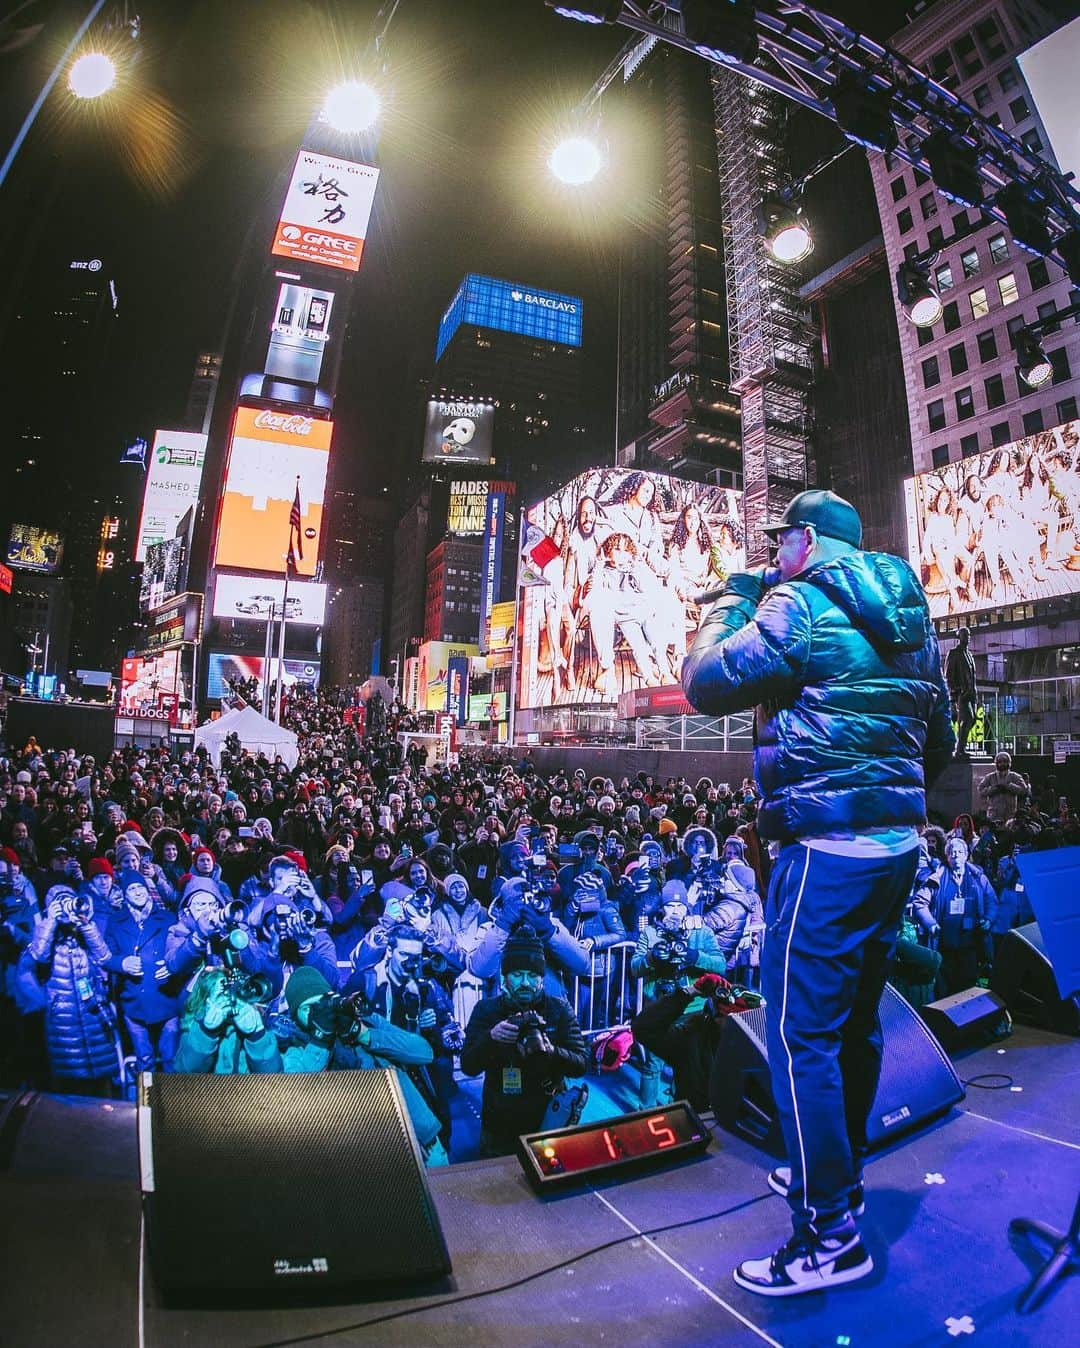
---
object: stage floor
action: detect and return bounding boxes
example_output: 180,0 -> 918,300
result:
2,1023 -> 1078,1347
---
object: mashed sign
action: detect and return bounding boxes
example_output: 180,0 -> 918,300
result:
271,150 -> 379,274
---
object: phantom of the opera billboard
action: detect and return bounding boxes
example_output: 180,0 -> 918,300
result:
905,419 -> 1080,620
517,468 -> 744,707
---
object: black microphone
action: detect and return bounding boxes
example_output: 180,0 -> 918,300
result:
693,567 -> 781,605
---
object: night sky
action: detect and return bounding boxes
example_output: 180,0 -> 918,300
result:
0,0 -> 986,507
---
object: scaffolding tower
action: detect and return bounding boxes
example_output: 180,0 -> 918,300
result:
713,68 -> 816,563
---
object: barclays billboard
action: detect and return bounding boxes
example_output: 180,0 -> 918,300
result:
435,274 -> 582,361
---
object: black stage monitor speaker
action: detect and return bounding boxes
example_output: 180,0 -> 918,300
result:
139,1069 -> 451,1295
920,986 -> 1008,1050
991,923 -> 1080,1036
708,981 -> 964,1156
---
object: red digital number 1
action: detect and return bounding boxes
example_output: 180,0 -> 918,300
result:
647,1115 -> 677,1149
603,1128 -> 618,1159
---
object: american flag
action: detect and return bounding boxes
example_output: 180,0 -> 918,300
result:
287,479 -> 303,575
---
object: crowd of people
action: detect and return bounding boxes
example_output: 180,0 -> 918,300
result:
0,687 -> 1072,1162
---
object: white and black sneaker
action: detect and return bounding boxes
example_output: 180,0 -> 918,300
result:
733,1219 -> 874,1298
766,1165 -> 865,1217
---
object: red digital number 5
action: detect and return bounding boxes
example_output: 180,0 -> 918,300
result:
647,1115 -> 677,1148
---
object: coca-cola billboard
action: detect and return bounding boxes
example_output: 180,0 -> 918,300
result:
212,406 -> 332,577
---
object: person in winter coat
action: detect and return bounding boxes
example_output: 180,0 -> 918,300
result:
152,828 -> 190,897
170,966 -> 282,1074
682,488 -> 954,1297
103,873 -> 186,1071
16,883 -> 116,1093
701,835 -> 762,964
186,846 -> 234,902
164,879 -> 272,1003
911,835 -> 995,993
435,873 -> 491,1029
469,877 -> 591,999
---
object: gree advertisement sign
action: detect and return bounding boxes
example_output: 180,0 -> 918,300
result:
136,430 -> 207,563
271,150 -> 380,274
435,273 -> 583,361
214,408 -> 331,577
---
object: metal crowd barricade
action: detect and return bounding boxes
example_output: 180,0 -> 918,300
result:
570,939 -> 644,1040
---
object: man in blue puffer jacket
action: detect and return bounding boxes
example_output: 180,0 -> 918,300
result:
683,490 -> 955,1299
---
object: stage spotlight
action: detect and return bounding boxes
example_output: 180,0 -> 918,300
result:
1016,328 -> 1053,388
68,51 -> 116,100
829,71 -> 898,154
549,135 -> 604,185
896,260 -> 943,327
922,130 -> 983,210
546,1 -> 621,22
322,81 -> 380,134
681,0 -> 759,66
996,182 -> 1053,256
757,197 -> 813,264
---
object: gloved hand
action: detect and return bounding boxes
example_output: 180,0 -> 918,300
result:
201,984 -> 233,1035
121,956 -> 144,978
693,973 -> 732,999
496,889 -> 525,931
233,1000 -> 263,1037
522,903 -> 555,940
417,1007 -> 437,1030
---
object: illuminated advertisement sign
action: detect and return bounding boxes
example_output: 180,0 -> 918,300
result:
485,600 -> 516,668
422,398 -> 495,464
271,149 -> 380,274
240,276 -> 342,411
1019,17 -> 1080,190
517,468 -> 744,708
905,420 -> 1080,620
140,537 -> 184,610
206,653 -> 320,701
6,524 -> 63,574
435,273 -> 583,362
97,516 -> 120,572
0,563 -> 12,594
468,691 -> 508,722
447,655 -> 469,727
479,485 -> 513,653
136,430 -> 207,563
447,480 -> 490,534
145,593 -> 202,652
416,640 -> 479,713
214,408 -> 331,577
212,572 -> 327,627
119,649 -> 187,720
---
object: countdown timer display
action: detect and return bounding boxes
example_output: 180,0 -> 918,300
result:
518,1102 -> 710,1189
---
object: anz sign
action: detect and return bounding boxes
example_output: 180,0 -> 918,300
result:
435,273 -> 583,361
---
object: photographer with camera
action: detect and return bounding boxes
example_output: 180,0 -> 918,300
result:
469,875 -> 590,997
274,966 -> 448,1166
556,831 -> 613,903
460,929 -> 587,1158
700,836 -> 764,965
252,856 -> 340,996
164,880 -> 269,999
170,965 -> 282,1073
103,873 -> 184,1073
16,882 -> 117,1093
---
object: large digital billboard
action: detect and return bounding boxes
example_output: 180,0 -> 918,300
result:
206,653 -> 320,701
6,524 -> 63,574
212,572 -> 327,627
905,420 -> 1080,620
517,468 -> 744,708
140,537 -> 184,610
136,430 -> 207,563
1019,17 -> 1080,190
447,480 -> 490,534
214,408 -> 331,577
422,398 -> 495,464
271,150 -> 379,274
416,640 -> 480,713
119,650 -> 188,719
435,274 -> 583,362
240,275 -> 343,411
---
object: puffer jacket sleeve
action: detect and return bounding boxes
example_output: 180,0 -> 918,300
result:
682,578 -> 812,716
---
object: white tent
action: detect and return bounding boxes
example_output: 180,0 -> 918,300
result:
194,705 -> 299,769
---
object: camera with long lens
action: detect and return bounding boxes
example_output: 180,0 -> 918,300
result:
512,1009 -> 549,1056
59,893 -> 93,925
305,991 -> 368,1046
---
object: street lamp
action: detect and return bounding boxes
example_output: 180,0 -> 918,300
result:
322,81 -> 380,135
548,134 -> 604,186
68,51 -> 117,100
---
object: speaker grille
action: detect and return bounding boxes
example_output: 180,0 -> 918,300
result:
145,1069 -> 450,1291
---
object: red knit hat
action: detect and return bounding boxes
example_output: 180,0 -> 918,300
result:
87,857 -> 115,879
123,819 -> 143,834
0,846 -> 19,866
283,849 -> 308,873
192,846 -> 216,863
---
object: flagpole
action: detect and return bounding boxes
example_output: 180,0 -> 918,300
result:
274,570 -> 289,723
275,475 -> 301,724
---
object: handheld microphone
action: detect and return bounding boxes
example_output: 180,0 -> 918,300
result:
693,567 -> 781,606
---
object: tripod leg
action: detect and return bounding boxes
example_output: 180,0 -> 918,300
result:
1017,1244 -> 1074,1314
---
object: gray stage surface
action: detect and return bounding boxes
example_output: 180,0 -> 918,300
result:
2,1024 -> 1078,1347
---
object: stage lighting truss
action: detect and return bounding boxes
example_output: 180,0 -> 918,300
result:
1015,300 -> 1080,389
896,259 -> 943,328
546,0 -> 1080,286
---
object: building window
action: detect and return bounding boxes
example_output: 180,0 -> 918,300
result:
1022,409 -> 1044,436
955,386 -> 975,421
1049,347 -> 1072,384
948,342 -> 969,376
1009,95 -> 1031,123
931,443 -> 950,468
998,273 -> 1020,306
1006,314 -> 1027,348
928,399 -> 947,432
951,210 -> 970,234
943,300 -> 961,332
935,262 -> 954,291
897,206 -> 914,234
917,322 -> 936,347
1058,396 -> 1079,424
922,355 -> 941,388
972,82 -> 992,110
954,33 -> 982,77
991,420 -> 1012,446
913,167 -> 929,187
930,49 -> 957,85
960,433 -> 980,458
1037,299 -> 1060,334
920,192 -> 938,220
1027,257 -> 1050,291
969,287 -> 990,319
977,329 -> 998,362
975,17 -> 1007,59
960,248 -> 980,279
928,225 -> 946,249
985,373 -> 1006,408
999,68 -> 1019,94
904,241 -> 920,261
890,175 -> 907,202
988,234 -> 1009,265
1021,128 -> 1043,154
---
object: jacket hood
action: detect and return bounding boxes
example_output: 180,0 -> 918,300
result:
802,551 -> 930,652
682,826 -> 718,859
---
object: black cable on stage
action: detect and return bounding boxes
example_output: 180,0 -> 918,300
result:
248,1190 -> 772,1347
962,1072 -> 1016,1089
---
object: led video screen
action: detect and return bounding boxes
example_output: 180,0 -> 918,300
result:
271,149 -> 379,274
6,523 -> 63,574
517,468 -> 744,708
436,274 -> 582,361
422,399 -> 495,464
140,537 -> 184,610
206,653 -> 321,701
905,420 -> 1080,620
212,572 -> 327,627
214,408 -> 331,577
119,649 -> 187,718
136,430 -> 206,563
